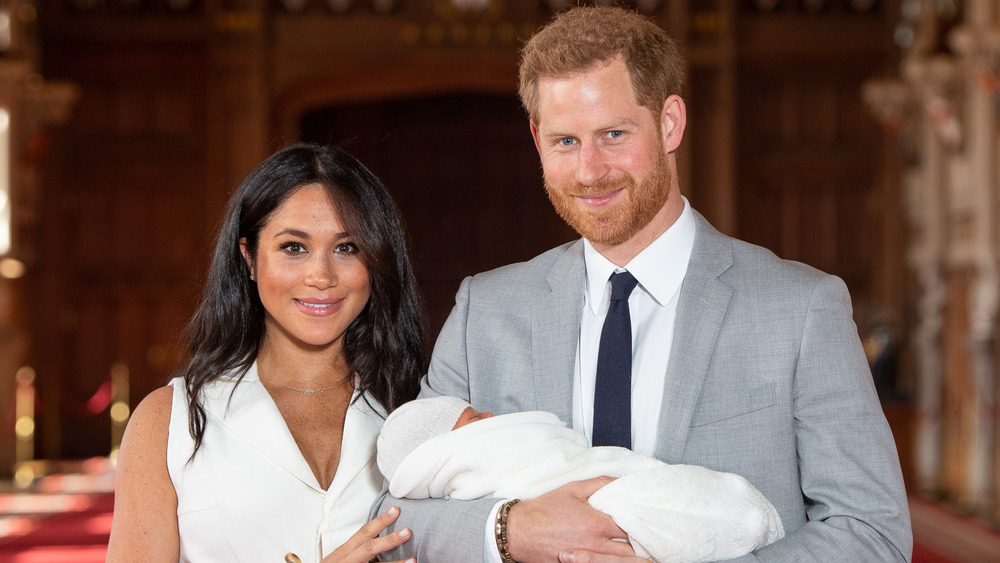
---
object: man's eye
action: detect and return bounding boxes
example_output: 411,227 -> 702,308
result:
608,130 -> 624,139
558,137 -> 575,146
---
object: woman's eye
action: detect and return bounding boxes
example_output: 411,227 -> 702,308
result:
334,242 -> 359,255
280,242 -> 306,254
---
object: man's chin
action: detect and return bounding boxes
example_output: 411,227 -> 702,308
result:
568,219 -> 633,247
551,196 -> 636,244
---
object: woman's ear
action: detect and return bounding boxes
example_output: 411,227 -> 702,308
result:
239,238 -> 255,280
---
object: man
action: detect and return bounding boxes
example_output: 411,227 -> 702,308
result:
380,6 -> 911,562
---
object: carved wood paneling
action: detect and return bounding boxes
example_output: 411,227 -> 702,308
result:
34,37 -> 208,458
942,267 -> 975,506
737,9 -> 893,309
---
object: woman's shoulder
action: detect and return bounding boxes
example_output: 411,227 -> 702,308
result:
107,384 -> 180,561
127,385 -> 175,442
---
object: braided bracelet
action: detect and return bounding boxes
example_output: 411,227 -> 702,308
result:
494,499 -> 521,563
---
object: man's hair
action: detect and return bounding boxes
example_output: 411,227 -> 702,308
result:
518,6 -> 686,124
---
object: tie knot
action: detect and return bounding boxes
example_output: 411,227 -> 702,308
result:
609,271 -> 638,301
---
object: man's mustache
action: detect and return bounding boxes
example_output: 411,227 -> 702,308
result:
547,176 -> 634,197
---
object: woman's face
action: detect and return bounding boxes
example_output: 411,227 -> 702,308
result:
242,184 -> 371,353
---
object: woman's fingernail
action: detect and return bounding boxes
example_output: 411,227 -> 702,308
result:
398,528 -> 410,539
387,506 -> 399,517
559,552 -> 575,563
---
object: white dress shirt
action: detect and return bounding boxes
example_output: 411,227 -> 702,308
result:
574,198 -> 695,456
484,199 -> 695,561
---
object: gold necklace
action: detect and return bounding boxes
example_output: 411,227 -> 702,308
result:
258,364 -> 338,396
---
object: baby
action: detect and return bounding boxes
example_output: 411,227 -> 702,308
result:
377,396 -> 784,563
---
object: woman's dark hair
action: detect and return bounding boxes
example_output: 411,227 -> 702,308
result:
178,143 -> 425,454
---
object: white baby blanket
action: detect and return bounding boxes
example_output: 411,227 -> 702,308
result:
386,410 -> 784,562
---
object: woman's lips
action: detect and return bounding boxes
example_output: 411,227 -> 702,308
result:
294,298 -> 342,317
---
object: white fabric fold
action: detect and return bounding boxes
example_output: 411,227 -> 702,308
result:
383,409 -> 783,562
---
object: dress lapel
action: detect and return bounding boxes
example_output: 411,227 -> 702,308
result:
532,241 -> 586,423
654,213 -> 734,462
203,364 -> 323,491
325,395 -> 383,503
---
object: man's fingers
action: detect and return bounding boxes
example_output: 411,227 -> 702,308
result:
567,475 -> 617,498
558,549 -> 649,563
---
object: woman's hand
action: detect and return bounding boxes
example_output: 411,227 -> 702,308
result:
319,506 -> 414,563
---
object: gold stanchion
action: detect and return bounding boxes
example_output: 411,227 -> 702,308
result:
109,362 -> 130,464
13,366 -> 36,488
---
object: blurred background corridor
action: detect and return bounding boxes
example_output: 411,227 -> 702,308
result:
0,0 -> 998,560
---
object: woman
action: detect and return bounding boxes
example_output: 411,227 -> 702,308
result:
107,144 -> 425,562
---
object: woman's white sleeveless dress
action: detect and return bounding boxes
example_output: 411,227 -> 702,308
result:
166,363 -> 385,563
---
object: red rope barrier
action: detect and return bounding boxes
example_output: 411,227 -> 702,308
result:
59,378 -> 114,418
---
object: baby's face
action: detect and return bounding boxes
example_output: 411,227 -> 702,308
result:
452,406 -> 494,430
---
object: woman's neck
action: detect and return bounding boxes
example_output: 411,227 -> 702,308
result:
256,340 -> 352,393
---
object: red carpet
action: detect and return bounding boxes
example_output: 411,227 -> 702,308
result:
0,459 -> 113,563
910,495 -> 1000,563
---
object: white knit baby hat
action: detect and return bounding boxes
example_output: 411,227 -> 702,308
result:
377,395 -> 471,481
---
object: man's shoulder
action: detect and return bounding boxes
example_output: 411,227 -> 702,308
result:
734,238 -> 836,282
693,214 -> 840,288
468,239 -> 580,287
730,237 -> 824,274
708,239 -> 848,311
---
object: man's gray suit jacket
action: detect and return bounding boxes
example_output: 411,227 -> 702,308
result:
381,211 -> 912,562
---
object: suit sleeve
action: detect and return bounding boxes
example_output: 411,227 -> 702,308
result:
734,275 -> 912,562
376,277 -> 499,561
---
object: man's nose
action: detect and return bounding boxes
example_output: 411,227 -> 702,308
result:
575,143 -> 609,187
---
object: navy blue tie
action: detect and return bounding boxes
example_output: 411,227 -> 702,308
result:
593,270 -> 638,449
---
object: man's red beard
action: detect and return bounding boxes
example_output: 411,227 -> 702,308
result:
544,151 -> 672,246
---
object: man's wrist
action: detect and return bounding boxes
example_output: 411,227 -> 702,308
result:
494,498 -> 521,563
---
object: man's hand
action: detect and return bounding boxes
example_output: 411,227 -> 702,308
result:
506,476 -> 636,563
557,551 -> 653,563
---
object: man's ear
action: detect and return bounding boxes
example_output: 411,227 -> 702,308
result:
530,121 -> 542,156
660,95 -> 686,153
239,238 -> 255,279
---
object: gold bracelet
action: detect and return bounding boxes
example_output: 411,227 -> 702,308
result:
494,499 -> 521,563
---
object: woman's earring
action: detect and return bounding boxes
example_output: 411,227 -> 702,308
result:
250,272 -> 255,282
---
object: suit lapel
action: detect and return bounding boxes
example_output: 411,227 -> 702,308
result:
532,241 -> 586,423
655,213 -> 734,462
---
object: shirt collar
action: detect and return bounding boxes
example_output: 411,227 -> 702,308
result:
584,197 -> 696,314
